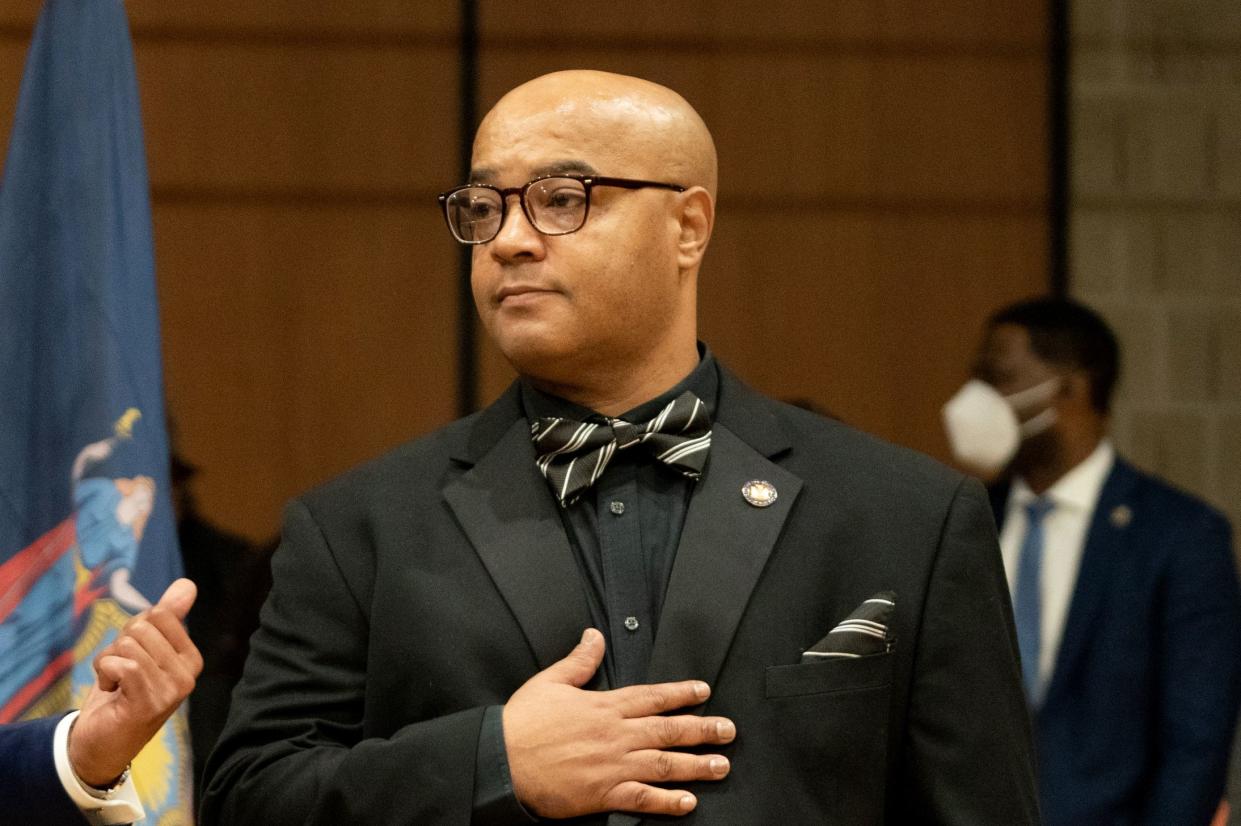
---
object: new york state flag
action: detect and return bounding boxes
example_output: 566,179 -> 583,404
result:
0,0 -> 192,821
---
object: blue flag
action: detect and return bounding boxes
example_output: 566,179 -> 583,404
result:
0,0 -> 192,820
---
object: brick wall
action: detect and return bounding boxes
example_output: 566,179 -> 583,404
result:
1070,1 -> 1241,818
1070,0 -> 1241,551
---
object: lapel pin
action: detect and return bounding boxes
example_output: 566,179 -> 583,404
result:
1110,504 -> 1132,528
742,480 -> 778,508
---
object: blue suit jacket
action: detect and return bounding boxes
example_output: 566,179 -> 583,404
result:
993,457 -> 1241,826
0,714 -> 88,824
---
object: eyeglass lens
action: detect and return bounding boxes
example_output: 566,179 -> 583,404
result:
444,177 -> 588,243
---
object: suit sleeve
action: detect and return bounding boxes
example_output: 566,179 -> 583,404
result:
199,499 -> 491,825
1142,510 -> 1241,824
898,477 -> 1041,825
0,715 -> 87,825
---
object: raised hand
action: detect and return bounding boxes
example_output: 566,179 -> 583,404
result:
503,628 -> 736,818
68,578 -> 203,787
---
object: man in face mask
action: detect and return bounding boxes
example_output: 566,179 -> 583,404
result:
944,296 -> 1241,826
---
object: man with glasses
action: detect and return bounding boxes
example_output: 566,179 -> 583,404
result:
202,70 -> 1038,825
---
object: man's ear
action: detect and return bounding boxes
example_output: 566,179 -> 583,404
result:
674,187 -> 714,271
1061,370 -> 1094,410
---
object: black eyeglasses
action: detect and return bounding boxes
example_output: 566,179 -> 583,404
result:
437,174 -> 687,245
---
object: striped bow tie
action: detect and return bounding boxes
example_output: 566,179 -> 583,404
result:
531,390 -> 712,507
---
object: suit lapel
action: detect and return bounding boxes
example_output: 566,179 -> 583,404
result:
989,479 -> 1012,529
1044,459 -> 1139,703
442,368 -> 802,694
647,374 -> 803,688
443,386 -> 595,673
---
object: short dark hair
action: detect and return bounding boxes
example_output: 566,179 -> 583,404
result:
987,297 -> 1120,414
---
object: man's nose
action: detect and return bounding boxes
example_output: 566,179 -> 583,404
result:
489,195 -> 545,261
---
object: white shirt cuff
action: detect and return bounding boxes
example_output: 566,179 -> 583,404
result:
53,710 -> 146,825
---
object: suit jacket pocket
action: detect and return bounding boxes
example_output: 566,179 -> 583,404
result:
751,651 -> 893,821
764,651 -> 893,699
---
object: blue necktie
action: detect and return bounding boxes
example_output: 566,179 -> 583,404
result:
1014,497 -> 1055,706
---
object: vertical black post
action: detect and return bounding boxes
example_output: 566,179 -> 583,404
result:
1048,0 -> 1070,297
456,0 -> 479,416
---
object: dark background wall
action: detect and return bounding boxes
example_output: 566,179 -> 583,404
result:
0,1 -> 1051,541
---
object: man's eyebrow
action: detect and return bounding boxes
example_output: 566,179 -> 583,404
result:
532,160 -> 597,178
467,160 -> 598,185
468,167 -> 497,184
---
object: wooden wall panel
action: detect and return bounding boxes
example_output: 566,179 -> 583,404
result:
474,24 -> 1050,461
155,203 -> 457,540
0,39 -> 22,151
136,42 -> 456,192
142,32 -> 460,542
0,0 -> 33,28
0,3 -> 462,541
481,1 -> 1044,46
0,1 -> 456,35
702,212 -> 1047,450
123,2 -> 456,35
1,1 -> 1050,540
477,49 -> 1044,201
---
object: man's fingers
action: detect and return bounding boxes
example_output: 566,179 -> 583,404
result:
537,628 -> 605,688
111,618 -> 199,707
112,632 -> 160,685
612,679 -> 711,718
155,577 -> 197,621
604,781 -> 698,816
94,654 -> 133,694
121,615 -> 201,692
145,601 -> 202,663
631,714 -> 736,749
626,749 -> 731,784
94,654 -> 123,692
123,615 -> 181,667
135,580 -> 204,676
91,641 -> 116,680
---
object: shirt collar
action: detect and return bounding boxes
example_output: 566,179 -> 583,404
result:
1010,439 -> 1116,513
520,342 -> 719,424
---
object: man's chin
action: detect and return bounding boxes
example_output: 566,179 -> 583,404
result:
494,334 -> 581,383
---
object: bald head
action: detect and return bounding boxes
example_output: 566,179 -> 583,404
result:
466,70 -> 717,414
473,70 -> 717,196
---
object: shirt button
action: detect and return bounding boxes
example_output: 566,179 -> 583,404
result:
624,616 -> 640,632
610,500 -> 625,516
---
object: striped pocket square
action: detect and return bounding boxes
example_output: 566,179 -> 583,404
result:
801,591 -> 896,661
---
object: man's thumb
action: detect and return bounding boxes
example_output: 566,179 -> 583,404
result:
156,577 -> 197,621
543,628 -> 605,687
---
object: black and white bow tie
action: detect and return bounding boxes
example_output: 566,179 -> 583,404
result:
530,390 -> 712,507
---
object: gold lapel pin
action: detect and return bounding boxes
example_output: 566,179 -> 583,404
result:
742,480 -> 778,508
1110,504 -> 1132,528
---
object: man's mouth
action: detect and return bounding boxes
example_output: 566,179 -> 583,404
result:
497,284 -> 557,305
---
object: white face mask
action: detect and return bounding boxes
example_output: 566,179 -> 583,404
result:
941,378 -> 1060,474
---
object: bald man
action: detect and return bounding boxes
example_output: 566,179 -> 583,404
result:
201,71 -> 1038,825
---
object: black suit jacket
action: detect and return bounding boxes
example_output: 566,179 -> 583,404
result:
201,367 -> 1039,825
991,458 -> 1241,826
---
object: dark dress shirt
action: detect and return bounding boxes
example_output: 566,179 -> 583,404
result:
472,348 -> 719,822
